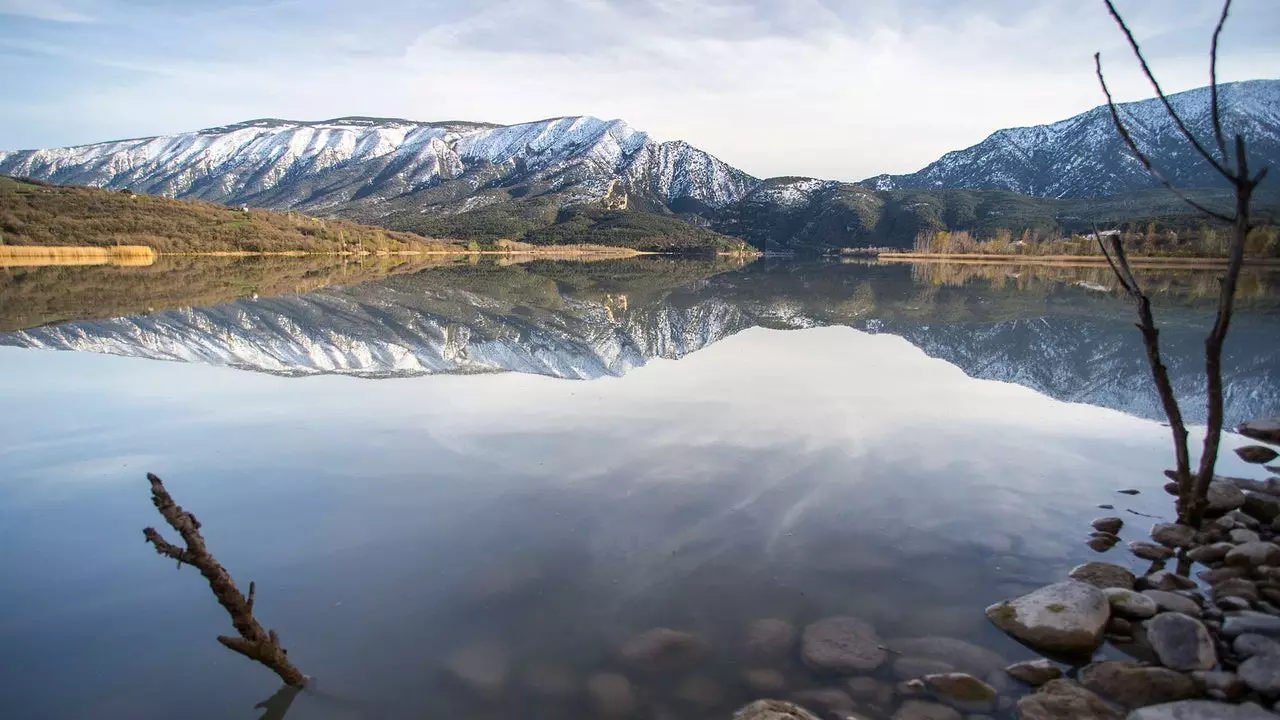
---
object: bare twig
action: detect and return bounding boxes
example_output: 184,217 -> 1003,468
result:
143,473 -> 306,687
1102,0 -> 1232,179
1093,54 -> 1234,223
1208,0 -> 1233,164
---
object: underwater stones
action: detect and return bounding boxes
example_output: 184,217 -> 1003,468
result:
887,637 -> 1008,677
1070,561 -> 1136,590
890,699 -> 961,720
985,581 -> 1109,656
920,672 -> 997,713
1077,660 -> 1197,709
1147,613 -> 1217,672
1015,679 -> 1122,720
618,627 -> 705,671
743,668 -> 787,693
1004,658 -> 1062,687
789,688 -> 854,715
801,616 -> 887,672
443,640 -> 510,694
587,673 -> 636,716
744,618 -> 796,661
519,662 -> 576,698
1128,700 -> 1280,720
893,656 -> 955,680
677,675 -> 724,708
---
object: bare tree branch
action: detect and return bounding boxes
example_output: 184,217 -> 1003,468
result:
143,473 -> 307,687
1094,53 -> 1235,223
1102,0 -> 1233,179
1208,0 -> 1233,164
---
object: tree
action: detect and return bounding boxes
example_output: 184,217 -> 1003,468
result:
1094,0 -> 1269,526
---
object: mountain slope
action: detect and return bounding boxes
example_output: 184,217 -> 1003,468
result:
867,80 -> 1280,197
0,116 -> 757,229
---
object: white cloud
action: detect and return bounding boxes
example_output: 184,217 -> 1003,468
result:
1,0 -> 1277,180
0,0 -> 94,23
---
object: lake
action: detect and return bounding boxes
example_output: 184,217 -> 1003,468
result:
0,256 -> 1278,719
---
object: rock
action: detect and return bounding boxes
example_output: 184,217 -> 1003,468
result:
519,663 -> 576,698
1090,535 -> 1122,552
894,656 -> 956,680
986,581 -> 1109,656
678,675 -> 724,708
1078,660 -> 1197,709
1188,542 -> 1234,564
1244,494 -> 1280,523
1140,571 -> 1196,592
1100,504 -> 1116,509
1094,517 -> 1125,534
1238,446 -> 1280,464
1227,541 -> 1280,567
1208,481 -> 1248,513
1237,634 -> 1280,657
1225,614 -> 1280,639
1213,578 -> 1261,604
1119,489 -> 1141,495
1128,700 -> 1280,719
1104,588 -> 1159,619
1147,613 -> 1217,671
744,618 -> 796,661
619,628 -> 705,671
1164,481 -> 1180,496
846,676 -> 895,705
1142,590 -> 1201,616
744,668 -> 787,693
1199,566 -> 1249,584
1239,652 -> 1280,696
1239,418 -> 1280,445
789,688 -> 853,714
1015,679 -> 1123,720
1232,509 -> 1264,529
891,700 -> 962,720
1130,542 -> 1176,561
887,637 -> 1008,677
1151,523 -> 1197,549
733,699 -> 821,720
1005,658 -> 1063,686
1107,617 -> 1134,636
801,616 -> 887,672
587,673 -> 636,716
1232,528 -> 1264,544
1192,670 -> 1248,702
922,673 -> 996,713
1221,597 -> 1253,611
443,640 -> 510,694
898,679 -> 927,697
1070,562 -> 1137,590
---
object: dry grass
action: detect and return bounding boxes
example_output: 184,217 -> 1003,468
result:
0,244 -> 157,267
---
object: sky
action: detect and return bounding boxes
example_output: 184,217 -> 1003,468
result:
0,0 -> 1276,181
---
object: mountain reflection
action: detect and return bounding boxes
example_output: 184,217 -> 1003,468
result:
1,257 -> 1277,424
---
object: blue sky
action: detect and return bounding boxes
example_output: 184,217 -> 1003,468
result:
0,0 -> 1276,179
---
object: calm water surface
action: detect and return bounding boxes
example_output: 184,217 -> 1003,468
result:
0,257 -> 1277,719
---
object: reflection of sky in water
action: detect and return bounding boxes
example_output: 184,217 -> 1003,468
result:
0,326 -> 1273,719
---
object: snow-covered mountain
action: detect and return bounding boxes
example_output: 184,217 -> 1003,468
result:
0,115 -> 758,219
867,79 -> 1280,197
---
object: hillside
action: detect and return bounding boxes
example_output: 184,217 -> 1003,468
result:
867,80 -> 1280,197
0,176 -> 462,253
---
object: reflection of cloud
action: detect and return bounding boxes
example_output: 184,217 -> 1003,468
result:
1,0 -> 1277,179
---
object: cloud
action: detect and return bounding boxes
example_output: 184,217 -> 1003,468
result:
0,0 -> 94,23
0,0 -> 1277,180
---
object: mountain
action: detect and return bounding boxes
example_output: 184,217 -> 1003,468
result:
867,80 -> 1280,197
2,259 -> 1277,424
3,81 -> 1278,251
0,116 -> 755,251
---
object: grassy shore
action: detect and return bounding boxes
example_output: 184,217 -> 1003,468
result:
876,252 -> 1280,268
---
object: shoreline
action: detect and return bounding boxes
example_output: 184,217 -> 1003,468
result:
877,252 -> 1280,269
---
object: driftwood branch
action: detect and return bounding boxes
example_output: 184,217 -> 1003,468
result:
1095,0 -> 1266,527
142,473 -> 306,687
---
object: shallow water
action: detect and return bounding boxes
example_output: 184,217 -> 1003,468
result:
0,258 -> 1278,719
